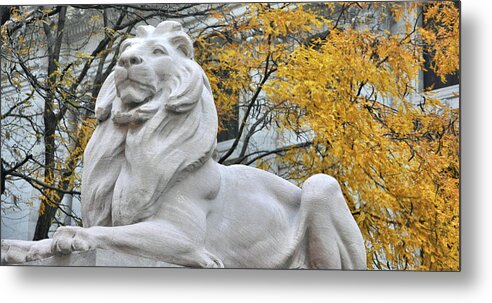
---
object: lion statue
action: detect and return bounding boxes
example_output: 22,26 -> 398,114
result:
1,21 -> 366,269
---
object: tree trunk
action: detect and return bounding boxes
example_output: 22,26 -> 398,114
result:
33,110 -> 57,240
32,6 -> 67,240
33,203 -> 58,240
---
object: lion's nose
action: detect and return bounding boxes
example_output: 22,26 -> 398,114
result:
118,54 -> 143,68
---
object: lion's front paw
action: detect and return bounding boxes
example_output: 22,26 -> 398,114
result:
1,239 -> 54,264
25,239 -> 53,262
1,240 -> 27,264
52,226 -> 95,255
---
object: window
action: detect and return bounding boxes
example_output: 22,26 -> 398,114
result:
423,53 -> 459,91
422,1 -> 460,91
217,103 -> 238,142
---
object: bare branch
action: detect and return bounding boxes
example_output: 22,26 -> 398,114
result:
9,171 -> 81,196
243,141 -> 312,166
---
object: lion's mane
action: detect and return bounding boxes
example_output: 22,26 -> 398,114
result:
81,21 -> 218,227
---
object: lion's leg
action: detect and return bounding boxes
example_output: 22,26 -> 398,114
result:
51,221 -> 224,268
1,239 -> 53,264
300,174 -> 366,270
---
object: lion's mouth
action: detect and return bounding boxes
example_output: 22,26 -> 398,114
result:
115,76 -> 158,107
120,78 -> 157,93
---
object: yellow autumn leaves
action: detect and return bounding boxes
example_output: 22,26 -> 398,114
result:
197,2 -> 459,270
2,2 -> 459,270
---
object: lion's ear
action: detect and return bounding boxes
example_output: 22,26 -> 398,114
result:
155,20 -> 183,33
95,72 -> 116,122
170,34 -> 194,59
135,25 -> 154,38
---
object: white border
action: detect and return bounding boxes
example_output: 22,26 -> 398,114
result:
2,1 -> 491,303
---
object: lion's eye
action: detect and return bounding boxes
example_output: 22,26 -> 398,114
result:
152,48 -> 167,56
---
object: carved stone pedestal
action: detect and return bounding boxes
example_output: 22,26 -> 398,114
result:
16,249 -> 181,267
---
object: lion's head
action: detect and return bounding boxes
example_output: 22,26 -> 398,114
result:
82,21 -> 218,226
95,21 -> 207,123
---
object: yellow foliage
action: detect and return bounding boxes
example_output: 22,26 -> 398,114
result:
419,2 -> 460,82
3,3 -> 458,269
198,2 -> 460,271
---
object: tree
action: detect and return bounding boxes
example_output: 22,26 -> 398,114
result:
1,2 -> 459,270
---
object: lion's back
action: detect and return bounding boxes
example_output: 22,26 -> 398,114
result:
221,164 -> 302,209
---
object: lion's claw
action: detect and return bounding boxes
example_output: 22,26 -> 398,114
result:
52,226 -> 94,255
1,239 -> 54,264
